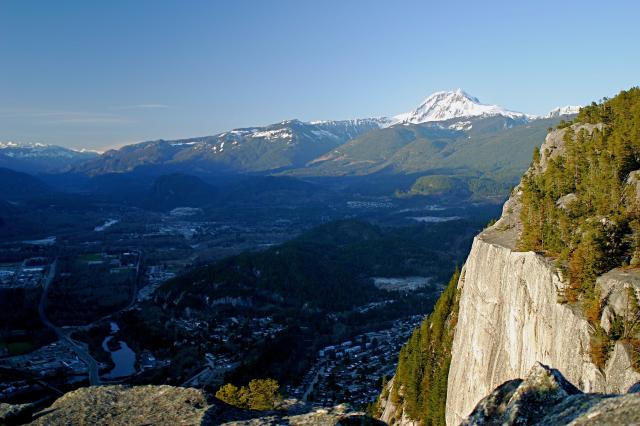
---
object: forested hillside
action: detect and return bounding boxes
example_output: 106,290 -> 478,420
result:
117,219 -> 483,386
377,269 -> 460,425
518,88 -> 640,365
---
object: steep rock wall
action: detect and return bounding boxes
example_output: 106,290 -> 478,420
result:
446,229 -> 601,425
446,219 -> 640,425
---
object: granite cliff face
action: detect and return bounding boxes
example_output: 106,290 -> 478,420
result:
446,125 -> 640,425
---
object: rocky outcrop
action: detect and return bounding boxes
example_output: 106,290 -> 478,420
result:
16,385 -> 379,426
537,123 -> 602,171
462,362 -> 640,426
378,379 -> 419,426
597,269 -> 640,323
445,124 -> 640,425
29,385 -> 210,425
626,170 -> 640,213
0,402 -> 37,426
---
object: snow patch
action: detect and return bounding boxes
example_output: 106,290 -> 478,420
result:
448,120 -> 473,131
170,141 -> 199,147
249,129 -> 293,140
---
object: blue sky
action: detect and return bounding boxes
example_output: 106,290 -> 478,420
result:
1,0 -> 639,150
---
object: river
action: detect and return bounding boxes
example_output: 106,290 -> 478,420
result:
101,322 -> 137,379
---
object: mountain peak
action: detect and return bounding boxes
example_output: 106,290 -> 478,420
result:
450,88 -> 480,102
392,89 -> 529,125
544,105 -> 581,118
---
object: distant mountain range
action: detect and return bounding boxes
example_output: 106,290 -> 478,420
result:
0,90 -> 579,200
291,114 -> 558,178
71,118 -> 384,176
0,142 -> 99,174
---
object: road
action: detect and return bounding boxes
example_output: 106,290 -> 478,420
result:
181,360 -> 239,388
181,367 -> 210,387
38,259 -> 102,386
302,365 -> 325,401
126,250 -> 143,310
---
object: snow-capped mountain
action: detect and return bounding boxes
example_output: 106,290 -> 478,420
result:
0,141 -> 99,173
72,119 -> 384,175
215,118 -> 386,147
388,89 -> 531,126
0,141 -> 98,158
543,105 -> 581,118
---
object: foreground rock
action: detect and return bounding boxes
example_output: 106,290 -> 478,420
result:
217,404 -> 386,426
14,385 -> 380,426
462,362 -> 640,426
1,402 -> 37,425
30,385 -> 209,425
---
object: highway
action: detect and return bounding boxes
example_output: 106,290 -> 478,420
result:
38,259 -> 102,386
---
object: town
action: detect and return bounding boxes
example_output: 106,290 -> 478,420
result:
290,315 -> 424,407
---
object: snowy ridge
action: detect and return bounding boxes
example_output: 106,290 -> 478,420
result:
0,141 -> 99,158
543,105 -> 581,118
0,141 -> 100,154
309,118 -> 391,127
249,129 -> 294,140
0,141 -> 49,149
163,118 -> 386,156
213,118 -> 383,149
